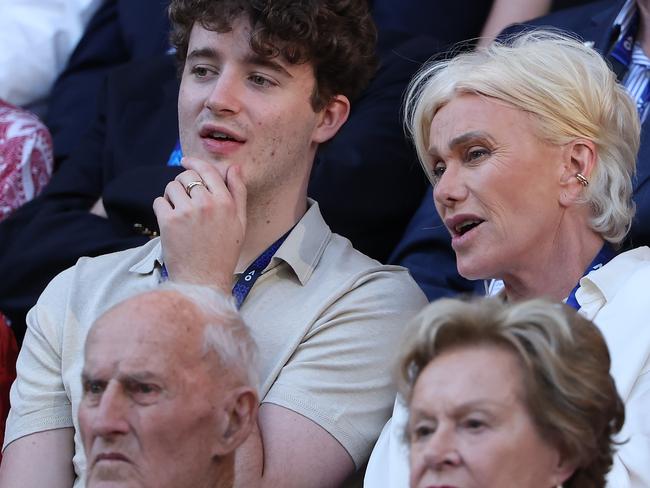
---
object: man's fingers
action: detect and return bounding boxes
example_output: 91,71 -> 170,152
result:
163,180 -> 193,210
175,169 -> 207,192
153,196 -> 171,219
182,157 -> 228,195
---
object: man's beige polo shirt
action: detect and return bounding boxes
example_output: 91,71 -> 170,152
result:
5,201 -> 427,486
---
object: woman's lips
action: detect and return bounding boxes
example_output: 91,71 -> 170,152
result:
450,220 -> 483,251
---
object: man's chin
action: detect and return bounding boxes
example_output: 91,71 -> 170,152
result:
184,152 -> 231,178
212,161 -> 230,180
88,462 -> 137,486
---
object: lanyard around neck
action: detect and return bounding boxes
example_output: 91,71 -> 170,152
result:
231,229 -> 291,308
160,228 -> 292,309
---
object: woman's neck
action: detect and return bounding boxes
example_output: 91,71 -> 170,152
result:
502,227 -> 605,303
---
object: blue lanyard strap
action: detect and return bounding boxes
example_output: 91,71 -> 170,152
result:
232,229 -> 291,308
565,244 -> 617,310
160,228 -> 292,308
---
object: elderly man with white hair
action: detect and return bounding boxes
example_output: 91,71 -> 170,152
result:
78,283 -> 258,488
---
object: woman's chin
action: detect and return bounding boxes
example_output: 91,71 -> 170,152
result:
456,259 -> 493,282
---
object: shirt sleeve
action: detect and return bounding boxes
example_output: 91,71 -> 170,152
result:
3,267 -> 76,449
607,365 -> 650,488
262,269 -> 427,468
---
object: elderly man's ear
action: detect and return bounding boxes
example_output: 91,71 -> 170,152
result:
213,386 -> 259,456
558,138 -> 597,207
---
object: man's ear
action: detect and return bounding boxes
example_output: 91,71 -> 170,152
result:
213,386 -> 259,456
312,94 -> 350,144
559,138 -> 597,207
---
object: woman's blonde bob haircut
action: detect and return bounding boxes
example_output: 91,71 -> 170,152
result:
399,297 -> 625,488
404,30 -> 640,244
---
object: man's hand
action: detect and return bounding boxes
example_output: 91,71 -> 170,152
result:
153,157 -> 247,292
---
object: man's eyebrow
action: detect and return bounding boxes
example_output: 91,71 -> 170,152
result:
185,47 -> 293,78
244,53 -> 293,78
187,47 -> 219,62
428,130 -> 493,155
121,371 -> 161,383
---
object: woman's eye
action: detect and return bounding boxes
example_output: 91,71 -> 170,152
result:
410,423 -> 435,441
463,418 -> 486,431
136,383 -> 155,394
467,147 -> 489,160
431,161 -> 446,180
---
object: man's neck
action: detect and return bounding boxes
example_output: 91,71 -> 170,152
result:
235,194 -> 308,273
234,152 -> 313,274
202,458 -> 234,488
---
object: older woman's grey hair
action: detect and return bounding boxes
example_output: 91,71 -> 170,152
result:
399,298 -> 625,488
404,30 -> 640,244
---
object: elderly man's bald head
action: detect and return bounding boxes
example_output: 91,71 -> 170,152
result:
87,284 -> 257,387
79,284 -> 258,488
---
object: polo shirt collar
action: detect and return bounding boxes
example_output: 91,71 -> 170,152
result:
274,198 -> 331,286
129,238 -> 164,275
127,199 -> 332,286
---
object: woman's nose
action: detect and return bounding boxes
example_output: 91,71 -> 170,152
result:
433,164 -> 468,208
421,426 -> 462,471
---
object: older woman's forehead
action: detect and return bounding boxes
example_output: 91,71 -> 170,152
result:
413,345 -> 526,408
427,94 -> 529,150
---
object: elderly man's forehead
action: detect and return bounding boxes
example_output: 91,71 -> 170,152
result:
90,291 -> 206,344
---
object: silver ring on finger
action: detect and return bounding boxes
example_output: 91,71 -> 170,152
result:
185,180 -> 206,196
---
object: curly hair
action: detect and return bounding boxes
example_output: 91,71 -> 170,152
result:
168,0 -> 377,110
400,297 -> 625,488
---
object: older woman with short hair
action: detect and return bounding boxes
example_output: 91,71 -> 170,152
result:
365,31 -> 650,487
401,297 -> 624,488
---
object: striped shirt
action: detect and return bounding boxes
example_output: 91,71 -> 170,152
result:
613,0 -> 650,121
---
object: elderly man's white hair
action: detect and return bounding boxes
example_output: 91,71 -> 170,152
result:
109,282 -> 259,391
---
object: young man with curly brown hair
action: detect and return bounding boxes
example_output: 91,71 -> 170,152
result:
0,2 -> 426,487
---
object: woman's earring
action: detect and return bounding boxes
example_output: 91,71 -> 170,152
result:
575,173 -> 589,186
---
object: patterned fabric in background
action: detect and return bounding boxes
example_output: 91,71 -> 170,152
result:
0,99 -> 53,221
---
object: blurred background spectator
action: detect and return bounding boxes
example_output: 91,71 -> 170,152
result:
0,100 -> 53,221
0,0 -> 103,113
